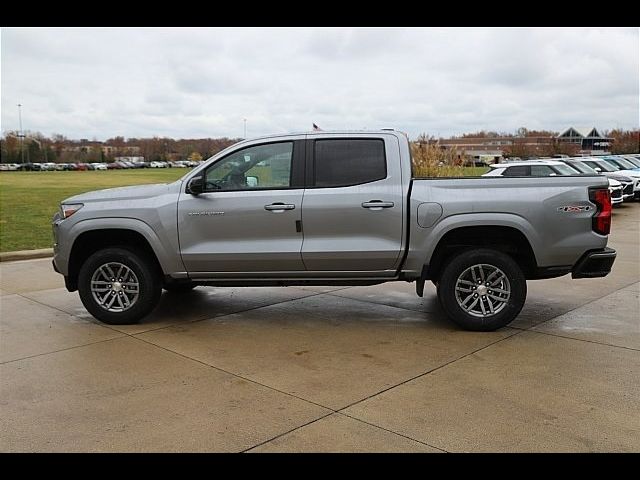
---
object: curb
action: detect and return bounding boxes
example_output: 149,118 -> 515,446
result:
0,248 -> 54,262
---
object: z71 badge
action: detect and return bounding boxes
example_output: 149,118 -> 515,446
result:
557,205 -> 592,213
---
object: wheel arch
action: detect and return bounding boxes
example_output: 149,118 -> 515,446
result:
66,224 -> 167,291
424,225 -> 538,281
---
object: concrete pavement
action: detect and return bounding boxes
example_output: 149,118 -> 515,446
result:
1,204 -> 638,452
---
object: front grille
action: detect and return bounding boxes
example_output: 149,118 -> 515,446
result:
623,183 -> 634,195
612,188 -> 623,199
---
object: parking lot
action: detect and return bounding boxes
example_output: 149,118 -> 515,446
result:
0,204 -> 638,452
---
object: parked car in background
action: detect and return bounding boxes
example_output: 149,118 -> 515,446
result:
149,161 -> 167,168
482,160 -> 578,177
40,162 -> 56,171
17,163 -> 41,171
620,156 -> 640,168
483,159 -> 625,207
558,158 -> 635,202
580,158 -> 640,200
170,161 -> 189,168
0,163 -> 19,171
601,156 -> 640,172
607,178 -> 624,205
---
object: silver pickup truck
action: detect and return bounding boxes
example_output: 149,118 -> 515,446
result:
52,130 -> 616,331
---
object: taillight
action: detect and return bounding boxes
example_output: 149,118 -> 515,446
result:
589,188 -> 611,235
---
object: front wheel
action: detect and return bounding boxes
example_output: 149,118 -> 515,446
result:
437,249 -> 526,331
78,247 -> 162,325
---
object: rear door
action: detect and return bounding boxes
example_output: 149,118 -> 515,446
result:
300,135 -> 404,274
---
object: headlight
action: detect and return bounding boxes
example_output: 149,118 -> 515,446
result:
60,203 -> 84,219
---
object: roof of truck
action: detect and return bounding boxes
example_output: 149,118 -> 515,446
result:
237,129 -> 406,142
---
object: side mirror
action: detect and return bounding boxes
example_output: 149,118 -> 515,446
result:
187,176 -> 204,195
246,176 -> 259,187
594,167 -> 602,173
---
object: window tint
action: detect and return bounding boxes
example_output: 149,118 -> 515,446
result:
530,165 -> 555,176
204,142 -> 292,191
503,166 -> 529,176
314,139 -> 386,187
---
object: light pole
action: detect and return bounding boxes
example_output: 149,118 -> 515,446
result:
17,103 -> 25,164
243,118 -> 247,139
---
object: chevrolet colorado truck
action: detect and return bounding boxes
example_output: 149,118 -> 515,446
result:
52,130 -> 616,331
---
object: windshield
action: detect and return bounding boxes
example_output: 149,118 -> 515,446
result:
623,156 -> 640,167
582,160 -> 618,172
567,161 -> 597,174
552,164 -> 580,175
605,157 -> 636,169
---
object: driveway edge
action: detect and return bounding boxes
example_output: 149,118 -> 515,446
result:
0,248 -> 54,262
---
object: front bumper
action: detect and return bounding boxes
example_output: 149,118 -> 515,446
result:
571,247 -> 617,279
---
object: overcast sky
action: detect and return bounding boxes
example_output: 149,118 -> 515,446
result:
1,27 -> 638,140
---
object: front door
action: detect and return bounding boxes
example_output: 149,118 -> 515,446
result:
178,140 -> 305,273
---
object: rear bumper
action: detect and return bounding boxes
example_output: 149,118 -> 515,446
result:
571,247 -> 617,279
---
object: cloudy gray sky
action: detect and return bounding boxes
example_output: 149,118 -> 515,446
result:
1,27 -> 638,140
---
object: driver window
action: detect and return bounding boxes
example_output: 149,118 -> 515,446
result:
204,142 -> 293,191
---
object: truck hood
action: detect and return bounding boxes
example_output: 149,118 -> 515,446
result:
63,183 -> 172,204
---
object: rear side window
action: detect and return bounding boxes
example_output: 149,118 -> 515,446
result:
503,166 -> 529,176
314,139 -> 386,187
530,165 -> 555,176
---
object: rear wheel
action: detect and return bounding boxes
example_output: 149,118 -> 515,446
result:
437,248 -> 526,331
78,247 -> 162,325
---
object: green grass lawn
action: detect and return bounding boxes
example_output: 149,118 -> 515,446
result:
0,166 -> 489,252
0,169 -> 186,252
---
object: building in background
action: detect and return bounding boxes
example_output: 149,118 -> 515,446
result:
435,126 -> 612,163
556,127 -> 612,155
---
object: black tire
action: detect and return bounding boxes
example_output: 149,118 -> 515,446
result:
163,282 -> 196,293
78,247 -> 162,325
437,248 -> 526,331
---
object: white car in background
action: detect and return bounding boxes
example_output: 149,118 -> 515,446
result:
607,178 -> 624,205
94,163 -> 108,170
581,158 -> 640,201
484,159 -> 625,206
41,162 -> 57,171
482,160 -> 579,177
558,158 -> 635,202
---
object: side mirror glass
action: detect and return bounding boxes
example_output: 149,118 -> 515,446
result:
246,176 -> 259,187
594,167 -> 602,173
187,176 -> 204,195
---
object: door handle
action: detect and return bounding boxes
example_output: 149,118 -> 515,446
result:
264,203 -> 296,212
362,200 -> 394,210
